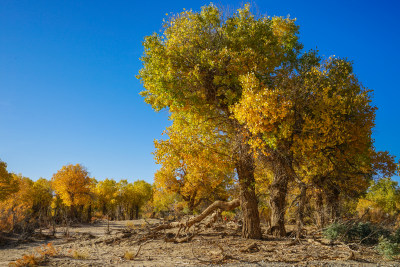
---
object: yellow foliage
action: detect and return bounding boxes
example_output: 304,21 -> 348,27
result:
0,160 -> 18,201
51,164 -> 93,207
124,251 -> 135,260
0,174 -> 34,232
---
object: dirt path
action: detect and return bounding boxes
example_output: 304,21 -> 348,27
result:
1,220 -> 399,266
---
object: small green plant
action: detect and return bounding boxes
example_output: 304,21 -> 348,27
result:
323,222 -> 347,241
323,222 -> 390,244
377,237 -> 400,259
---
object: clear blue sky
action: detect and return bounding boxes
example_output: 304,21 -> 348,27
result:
1,0 -> 399,183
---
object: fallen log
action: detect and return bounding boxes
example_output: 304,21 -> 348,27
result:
152,199 -> 240,233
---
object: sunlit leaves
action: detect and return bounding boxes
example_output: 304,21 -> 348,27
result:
51,164 -> 93,207
0,160 -> 18,201
357,177 -> 400,218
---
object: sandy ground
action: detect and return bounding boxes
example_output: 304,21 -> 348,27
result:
1,220 -> 399,266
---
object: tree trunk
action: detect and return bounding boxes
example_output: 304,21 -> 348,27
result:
296,183 -> 307,238
315,190 -> 325,228
87,205 -> 92,223
135,205 -> 140,220
70,205 -> 76,222
102,203 -> 107,216
236,147 -> 262,239
129,206 -> 134,220
188,192 -> 197,214
269,158 -> 290,237
325,187 -> 340,223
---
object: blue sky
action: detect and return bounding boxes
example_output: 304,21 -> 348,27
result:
1,0 -> 399,183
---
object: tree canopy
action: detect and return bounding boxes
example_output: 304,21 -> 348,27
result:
138,3 -> 392,238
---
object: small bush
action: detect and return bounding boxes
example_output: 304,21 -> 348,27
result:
124,251 -> 135,260
323,221 -> 390,244
323,222 -> 347,241
348,222 -> 390,245
377,237 -> 400,259
389,228 -> 400,243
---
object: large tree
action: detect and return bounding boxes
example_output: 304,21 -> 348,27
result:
51,164 -> 93,221
138,4 -> 301,239
233,55 -> 378,235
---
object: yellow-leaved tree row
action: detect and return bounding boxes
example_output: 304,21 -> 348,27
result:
0,161 -> 154,232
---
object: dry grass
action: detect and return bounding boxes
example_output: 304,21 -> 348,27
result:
8,242 -> 58,267
8,254 -> 41,267
70,249 -> 89,260
124,251 -> 135,260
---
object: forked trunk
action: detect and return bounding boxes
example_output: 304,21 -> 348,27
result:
236,149 -> 262,239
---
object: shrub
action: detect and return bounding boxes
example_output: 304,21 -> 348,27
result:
323,222 -> 347,241
124,251 -> 135,260
348,222 -> 390,245
389,228 -> 400,243
377,237 -> 400,259
323,221 -> 390,245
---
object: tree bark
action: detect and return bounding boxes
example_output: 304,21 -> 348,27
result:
325,186 -> 340,223
296,183 -> 307,238
135,205 -> 140,220
269,158 -> 290,237
129,206 -> 134,220
236,146 -> 262,239
315,190 -> 325,228
102,203 -> 107,216
86,204 -> 92,223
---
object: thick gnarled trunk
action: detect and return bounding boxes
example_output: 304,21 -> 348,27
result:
269,158 -> 291,237
236,145 -> 262,239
